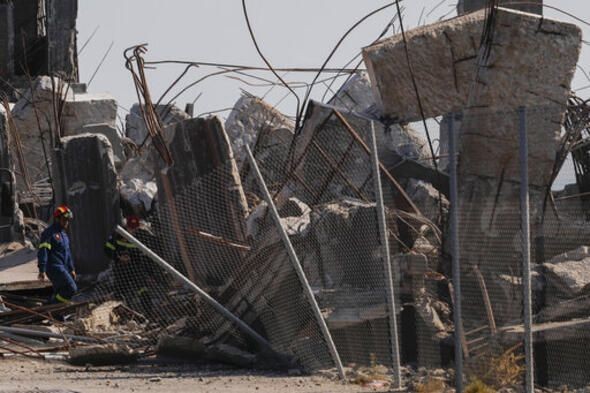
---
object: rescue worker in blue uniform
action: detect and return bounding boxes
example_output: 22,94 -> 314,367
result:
37,205 -> 77,303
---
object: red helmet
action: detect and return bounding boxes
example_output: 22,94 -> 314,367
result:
125,215 -> 140,230
53,205 -> 73,220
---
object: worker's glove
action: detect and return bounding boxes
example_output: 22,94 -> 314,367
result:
37,272 -> 46,281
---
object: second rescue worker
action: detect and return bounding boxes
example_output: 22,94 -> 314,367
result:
37,205 -> 77,303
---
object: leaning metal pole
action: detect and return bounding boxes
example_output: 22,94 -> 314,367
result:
115,225 -> 274,353
518,107 -> 534,393
244,145 -> 346,381
448,113 -> 463,392
370,121 -> 402,389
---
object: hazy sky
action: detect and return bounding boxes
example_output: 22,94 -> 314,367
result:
77,1 -> 590,188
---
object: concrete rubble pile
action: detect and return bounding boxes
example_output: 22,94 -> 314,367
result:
1,0 -> 590,390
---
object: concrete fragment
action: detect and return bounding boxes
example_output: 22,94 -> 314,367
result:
363,8 -> 581,121
405,180 -> 448,225
225,94 -> 294,169
119,155 -> 157,213
330,72 -> 432,163
544,246 -> 590,300
125,104 -> 189,146
61,91 -> 117,133
69,344 -> 138,366
53,133 -> 119,274
71,301 -> 122,334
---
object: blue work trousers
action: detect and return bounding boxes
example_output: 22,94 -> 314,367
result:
46,266 -> 78,303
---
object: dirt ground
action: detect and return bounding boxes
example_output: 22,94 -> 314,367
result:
0,357 -> 386,393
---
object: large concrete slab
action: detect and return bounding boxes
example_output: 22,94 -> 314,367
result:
362,8 -> 581,121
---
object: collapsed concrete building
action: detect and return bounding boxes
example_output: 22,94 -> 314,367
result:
1,0 -> 590,390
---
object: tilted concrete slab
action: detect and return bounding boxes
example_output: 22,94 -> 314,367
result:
362,8 -> 581,121
155,116 -> 248,287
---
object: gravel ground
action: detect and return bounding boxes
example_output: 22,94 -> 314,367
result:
0,357 -> 386,393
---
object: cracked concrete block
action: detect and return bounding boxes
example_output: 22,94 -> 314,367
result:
53,133 -> 119,274
362,8 -> 581,121
61,91 -> 117,133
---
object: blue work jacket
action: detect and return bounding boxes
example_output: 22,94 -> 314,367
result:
37,223 -> 75,274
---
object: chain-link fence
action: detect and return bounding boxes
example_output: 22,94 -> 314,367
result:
70,103 -> 590,391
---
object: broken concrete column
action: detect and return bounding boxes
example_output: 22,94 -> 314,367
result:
53,134 -> 119,275
225,94 -> 294,170
457,0 -> 542,16
155,116 -> 249,287
45,0 -> 78,81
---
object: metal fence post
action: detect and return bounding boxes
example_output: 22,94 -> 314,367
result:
115,225 -> 275,354
369,121 -> 402,389
519,106 -> 534,393
448,113 -> 463,392
244,145 -> 346,381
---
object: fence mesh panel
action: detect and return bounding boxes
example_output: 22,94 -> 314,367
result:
242,107 -> 400,370
68,104 -> 590,390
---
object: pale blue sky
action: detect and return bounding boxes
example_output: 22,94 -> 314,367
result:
77,1 -> 590,188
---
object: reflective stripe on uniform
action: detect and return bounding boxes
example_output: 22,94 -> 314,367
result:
137,287 -> 148,295
105,242 -> 116,250
39,242 -> 52,250
116,240 -> 136,248
55,293 -> 70,303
